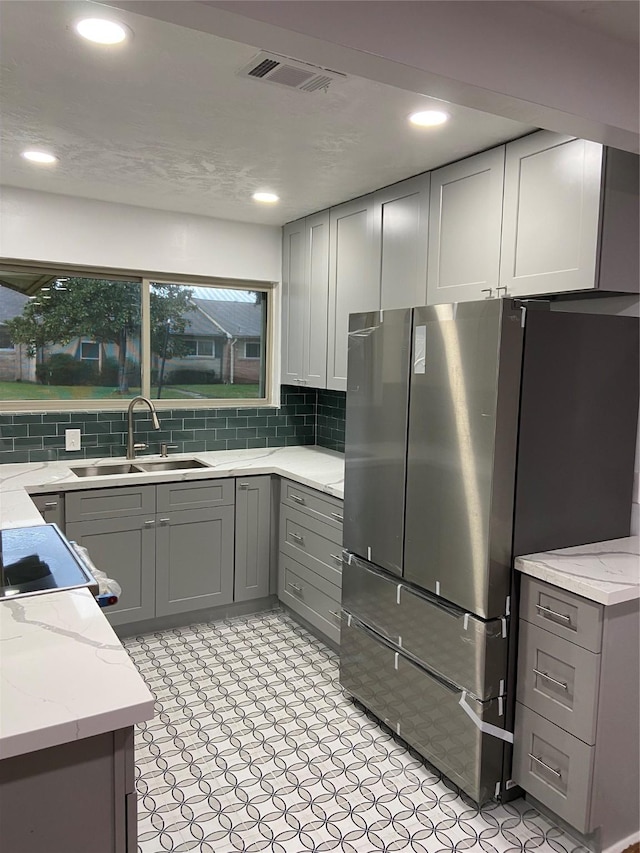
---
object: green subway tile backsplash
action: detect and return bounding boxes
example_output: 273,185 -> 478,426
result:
0,385 -> 348,463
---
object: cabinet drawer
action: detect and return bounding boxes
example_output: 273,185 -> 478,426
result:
281,480 -> 343,529
520,576 -> 603,652
157,478 -> 235,512
279,556 -> 341,645
513,702 -> 594,833
66,486 -> 156,522
517,620 -> 601,744
280,506 -> 343,582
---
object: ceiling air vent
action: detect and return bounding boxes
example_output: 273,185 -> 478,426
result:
238,51 -> 346,93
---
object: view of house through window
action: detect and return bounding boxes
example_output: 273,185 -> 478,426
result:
0,273 -> 269,405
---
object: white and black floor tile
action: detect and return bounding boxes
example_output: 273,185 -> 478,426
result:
125,610 -> 588,853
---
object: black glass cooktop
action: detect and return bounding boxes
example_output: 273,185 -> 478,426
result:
0,524 -> 98,599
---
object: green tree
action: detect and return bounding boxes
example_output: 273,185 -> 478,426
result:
5,278 -> 194,392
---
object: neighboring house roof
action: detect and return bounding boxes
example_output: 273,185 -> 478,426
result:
0,285 -> 30,323
182,298 -> 263,339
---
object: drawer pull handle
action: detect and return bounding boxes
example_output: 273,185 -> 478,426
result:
329,610 -> 341,621
44,501 -> 58,508
239,482 -> 249,489
144,519 -> 156,526
330,553 -> 343,564
289,532 -> 304,544
330,512 -> 343,522
290,494 -> 305,504
159,517 -> 170,524
289,583 -> 303,597
535,604 -> 572,624
528,753 -> 562,779
533,669 -> 568,690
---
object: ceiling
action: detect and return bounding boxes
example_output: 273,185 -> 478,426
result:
531,1 -> 639,46
0,0 -> 535,226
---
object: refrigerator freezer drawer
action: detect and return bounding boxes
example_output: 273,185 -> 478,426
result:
340,617 -> 506,805
342,555 -> 507,700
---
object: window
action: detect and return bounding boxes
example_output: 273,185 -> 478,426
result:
0,271 -> 273,411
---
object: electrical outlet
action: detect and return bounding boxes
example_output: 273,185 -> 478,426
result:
65,429 -> 82,451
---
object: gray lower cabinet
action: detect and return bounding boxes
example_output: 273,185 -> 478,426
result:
31,492 -> 65,528
234,476 -> 271,602
66,514 -> 156,627
0,727 -> 136,853
513,577 -> 639,848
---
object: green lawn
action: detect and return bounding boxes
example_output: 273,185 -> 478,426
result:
0,381 -> 261,402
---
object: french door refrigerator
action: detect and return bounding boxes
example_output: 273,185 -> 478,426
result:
340,299 -> 639,804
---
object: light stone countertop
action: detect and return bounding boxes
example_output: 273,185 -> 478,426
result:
0,446 -> 345,528
515,536 -> 640,606
0,588 -> 154,760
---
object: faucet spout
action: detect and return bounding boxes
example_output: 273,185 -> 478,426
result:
126,396 -> 161,460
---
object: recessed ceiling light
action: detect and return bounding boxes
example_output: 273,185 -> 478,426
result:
21,150 -> 57,165
409,110 -> 449,127
253,192 -> 279,204
75,18 -> 129,45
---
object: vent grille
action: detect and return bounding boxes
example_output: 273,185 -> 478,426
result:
239,51 -> 346,93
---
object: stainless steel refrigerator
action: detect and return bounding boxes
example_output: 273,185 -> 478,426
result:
340,299 -> 639,804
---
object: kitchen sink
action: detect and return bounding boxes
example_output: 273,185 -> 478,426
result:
71,463 -> 141,477
134,459 -> 210,472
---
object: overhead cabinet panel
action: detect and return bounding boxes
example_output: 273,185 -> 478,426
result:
427,147 -> 505,304
281,219 -> 306,384
327,195 -> 378,391
304,211 -> 330,386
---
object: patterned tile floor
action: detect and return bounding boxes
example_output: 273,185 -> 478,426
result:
125,610 -> 589,853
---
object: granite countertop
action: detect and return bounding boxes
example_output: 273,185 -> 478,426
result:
0,588 -> 154,760
0,446 -> 346,528
515,536 -> 640,606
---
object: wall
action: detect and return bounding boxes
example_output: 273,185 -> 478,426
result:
316,388 -> 346,453
0,187 -> 281,283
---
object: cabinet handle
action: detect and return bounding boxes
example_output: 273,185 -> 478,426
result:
330,553 -> 343,564
239,482 -> 250,489
44,501 -> 58,507
159,518 -> 170,524
329,610 -> 341,621
533,669 -> 568,690
144,519 -> 156,526
528,753 -> 562,779
496,286 -> 508,296
288,583 -> 303,596
288,532 -> 304,544
330,512 -> 343,522
535,603 -> 572,624
290,494 -> 305,504
481,288 -> 493,298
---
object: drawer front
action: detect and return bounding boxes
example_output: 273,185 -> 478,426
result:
513,702 -> 594,833
520,576 -> 603,652
66,486 -> 156,522
280,506 -> 343,582
517,620 -> 601,744
342,554 -> 507,700
156,478 -> 235,512
281,480 -> 344,529
340,618 -> 505,805
279,556 -> 341,645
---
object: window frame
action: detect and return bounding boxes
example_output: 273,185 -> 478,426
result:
0,324 -> 15,351
0,268 -> 278,413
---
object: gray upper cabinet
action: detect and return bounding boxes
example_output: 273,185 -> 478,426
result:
281,218 -> 306,385
327,195 -> 378,391
427,146 -> 505,305
281,212 -> 330,389
374,174 -> 430,310
234,476 -> 271,602
500,131 -> 639,297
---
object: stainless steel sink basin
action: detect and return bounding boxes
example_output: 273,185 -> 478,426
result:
135,459 -> 210,472
71,463 -> 140,477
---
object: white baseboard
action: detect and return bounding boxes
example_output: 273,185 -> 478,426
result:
603,830 -> 640,853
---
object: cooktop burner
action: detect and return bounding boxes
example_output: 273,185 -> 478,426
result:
0,524 -> 97,600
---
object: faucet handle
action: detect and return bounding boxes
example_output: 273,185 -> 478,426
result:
160,443 -> 178,457
133,442 -> 148,452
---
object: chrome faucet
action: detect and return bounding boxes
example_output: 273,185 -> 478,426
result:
126,396 -> 160,459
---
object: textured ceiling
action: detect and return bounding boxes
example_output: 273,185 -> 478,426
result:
531,1 -> 639,45
0,0 -> 534,225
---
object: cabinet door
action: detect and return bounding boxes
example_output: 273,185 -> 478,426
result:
155,506 -> 234,617
427,146 -> 504,304
31,493 -> 64,529
281,218 -> 306,385
234,476 -> 271,602
304,210 -> 330,387
374,174 -> 430,310
66,516 -> 156,626
327,195 -> 378,391
500,132 -> 603,297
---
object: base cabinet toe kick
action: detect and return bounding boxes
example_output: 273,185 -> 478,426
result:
512,576 -> 639,850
